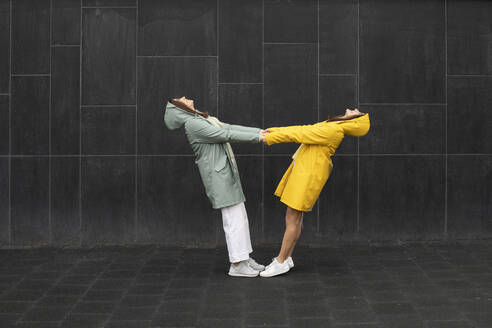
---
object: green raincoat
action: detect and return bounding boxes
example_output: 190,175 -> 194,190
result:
164,101 -> 261,209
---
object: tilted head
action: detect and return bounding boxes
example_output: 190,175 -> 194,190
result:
163,96 -> 209,130
327,108 -> 370,137
169,96 -> 208,118
327,108 -> 364,121
172,96 -> 194,111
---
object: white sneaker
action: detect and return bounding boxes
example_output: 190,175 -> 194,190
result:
228,260 -> 260,277
248,258 -> 265,271
266,257 -> 293,269
286,256 -> 294,269
259,258 -> 290,277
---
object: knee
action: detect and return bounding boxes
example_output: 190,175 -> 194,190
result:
285,221 -> 300,236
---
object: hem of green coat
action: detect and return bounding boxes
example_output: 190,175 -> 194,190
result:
212,198 -> 246,210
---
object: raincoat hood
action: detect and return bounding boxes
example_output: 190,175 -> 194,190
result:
164,101 -> 195,130
336,113 -> 370,137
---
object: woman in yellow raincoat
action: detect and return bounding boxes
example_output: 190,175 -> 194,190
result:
259,108 -> 370,277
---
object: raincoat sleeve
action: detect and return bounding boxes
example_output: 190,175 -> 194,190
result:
220,121 -> 262,134
264,123 -> 331,145
186,118 -> 261,144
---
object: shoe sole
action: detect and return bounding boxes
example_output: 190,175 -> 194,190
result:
228,272 -> 259,277
259,268 -> 290,278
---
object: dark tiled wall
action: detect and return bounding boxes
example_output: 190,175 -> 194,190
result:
0,0 -> 491,247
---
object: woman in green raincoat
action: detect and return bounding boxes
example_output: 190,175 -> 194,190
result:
164,96 -> 266,277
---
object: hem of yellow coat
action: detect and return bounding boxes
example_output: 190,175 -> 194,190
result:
273,192 -> 311,212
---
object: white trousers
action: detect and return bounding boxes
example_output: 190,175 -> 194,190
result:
220,202 -> 253,263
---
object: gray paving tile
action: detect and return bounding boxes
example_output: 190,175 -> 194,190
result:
71,301 -> 116,314
244,311 -> 287,326
105,321 -> 151,328
111,306 -> 156,321
330,309 -> 379,324
10,322 -> 61,328
370,302 -> 417,315
151,312 -> 198,327
197,318 -> 244,328
21,306 -> 70,321
290,317 -> 334,327
0,301 -> 32,313
60,313 -> 109,328
157,300 -> 201,313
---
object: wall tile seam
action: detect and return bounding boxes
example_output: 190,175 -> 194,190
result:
56,154 -> 201,157
134,0 -> 139,244
79,0 -> 83,248
51,44 -> 80,47
81,105 -> 136,108
359,103 -> 446,106
358,154 -> 447,156
317,0 -> 320,233
447,75 -> 492,78
218,82 -> 263,85
137,55 -> 217,58
11,74 -> 51,77
265,153 -> 454,157
263,42 -> 316,45
48,0 -> 53,246
216,0 -> 219,246
444,0 -> 448,235
261,0 -> 265,242
357,0 -> 360,234
18,154 -> 227,158
81,6 -> 137,9
216,0 -> 219,112
320,73 -> 357,76
8,0 -> 12,247
6,153 -> 492,157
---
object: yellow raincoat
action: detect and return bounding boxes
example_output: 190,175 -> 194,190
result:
265,114 -> 370,212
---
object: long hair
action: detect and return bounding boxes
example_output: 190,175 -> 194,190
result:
327,113 -> 365,122
169,98 -> 209,118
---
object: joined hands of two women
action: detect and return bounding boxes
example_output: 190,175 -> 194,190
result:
259,129 -> 270,144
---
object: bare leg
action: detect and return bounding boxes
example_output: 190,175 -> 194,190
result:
287,213 -> 303,258
276,206 -> 303,263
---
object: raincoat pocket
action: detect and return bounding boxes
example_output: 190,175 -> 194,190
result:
214,155 -> 228,172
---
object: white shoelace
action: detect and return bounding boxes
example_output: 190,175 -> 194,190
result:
265,258 -> 276,270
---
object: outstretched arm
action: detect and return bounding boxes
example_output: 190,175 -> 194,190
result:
186,118 -> 261,144
220,121 -> 262,135
264,123 -> 333,145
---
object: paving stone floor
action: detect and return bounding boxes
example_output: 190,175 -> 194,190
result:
0,242 -> 492,328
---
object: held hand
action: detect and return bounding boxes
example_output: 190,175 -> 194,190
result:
259,129 -> 271,144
